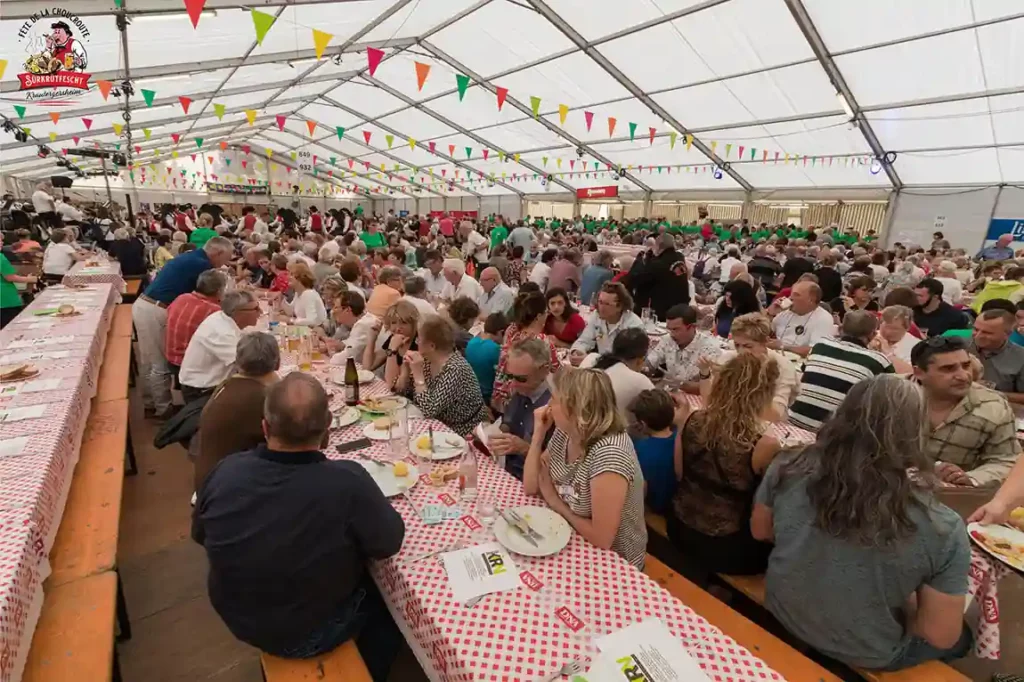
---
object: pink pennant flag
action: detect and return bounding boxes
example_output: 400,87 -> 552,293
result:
483,149 -> 489,161
363,130 -> 372,144
347,159 -> 354,169
72,136 -> 80,145
429,141 -> 436,154
134,145 -> 141,153
276,115 -> 286,131
191,154 -> 197,161
242,161 -> 247,168
366,47 -> 384,77
171,133 -> 181,144
82,118 -> 93,130
441,170 -> 447,177
363,161 -> 370,170
584,111 -> 594,132
738,146 -> 745,159
570,160 -> 575,170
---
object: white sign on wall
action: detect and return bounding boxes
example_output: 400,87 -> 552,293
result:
297,149 -> 313,174
933,215 -> 946,230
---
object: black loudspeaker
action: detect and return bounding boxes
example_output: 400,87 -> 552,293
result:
50,176 -> 73,189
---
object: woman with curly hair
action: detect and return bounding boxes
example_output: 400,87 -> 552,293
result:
669,352 -> 781,583
490,290 -> 560,412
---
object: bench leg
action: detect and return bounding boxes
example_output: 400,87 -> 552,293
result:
124,417 -> 138,477
128,345 -> 137,388
115,569 -> 132,642
112,644 -> 124,682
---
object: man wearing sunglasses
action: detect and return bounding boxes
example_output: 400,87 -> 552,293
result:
489,339 -> 554,480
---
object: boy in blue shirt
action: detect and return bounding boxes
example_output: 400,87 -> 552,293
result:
465,312 -> 507,406
628,389 -> 678,514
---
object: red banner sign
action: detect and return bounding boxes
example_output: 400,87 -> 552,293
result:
576,185 -> 618,199
18,72 -> 91,90
428,210 -> 478,219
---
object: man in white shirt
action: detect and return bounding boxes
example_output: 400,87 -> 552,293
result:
570,281 -> 644,362
528,249 -> 557,291
401,275 -> 438,320
55,199 -> 83,223
418,249 -> 447,295
441,258 -> 483,301
460,221 -> 489,266
934,260 -> 964,305
32,181 -> 59,229
718,247 -> 742,284
179,290 -> 261,402
644,304 -> 722,394
331,292 -> 377,361
768,280 -> 835,357
42,227 -> 84,279
477,267 -> 515,319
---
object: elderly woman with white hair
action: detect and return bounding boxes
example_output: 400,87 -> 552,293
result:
170,230 -> 188,255
934,260 -> 964,305
441,257 -> 483,301
108,225 -> 148,277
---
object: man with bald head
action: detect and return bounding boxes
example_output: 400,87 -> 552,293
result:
767,280 -> 836,357
193,373 -> 404,679
477,266 -> 515,319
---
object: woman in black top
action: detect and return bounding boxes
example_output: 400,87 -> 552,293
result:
830,276 -> 880,321
714,280 -> 761,338
107,227 -> 148,278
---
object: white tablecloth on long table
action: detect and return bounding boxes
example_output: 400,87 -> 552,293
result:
0,284 -> 120,682
62,260 -> 126,294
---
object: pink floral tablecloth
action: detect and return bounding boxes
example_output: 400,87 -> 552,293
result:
62,260 -> 126,294
0,284 -> 119,682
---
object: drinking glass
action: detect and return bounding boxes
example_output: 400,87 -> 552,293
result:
477,497 -> 497,527
388,405 -> 409,460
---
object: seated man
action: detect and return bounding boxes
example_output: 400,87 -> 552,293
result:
164,269 -> 228,378
789,311 -> 894,432
913,336 -> 1021,487
193,373 -> 405,680
477,267 -> 515,319
569,281 -> 643,363
179,290 -> 261,403
970,309 -> 1024,405
489,338 -> 554,480
767,280 -> 835,357
441,258 -> 483,301
643,304 -> 721,394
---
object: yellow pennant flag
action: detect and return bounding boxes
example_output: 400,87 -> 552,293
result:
514,153 -> 520,163
312,28 -> 333,60
0,59 -> 7,80
245,110 -> 257,125
710,141 -> 718,155
49,132 -> 58,142
669,132 -> 677,150
266,148 -> 274,157
408,138 -> 417,150
112,122 -> 123,135
556,158 -> 562,168
685,134 -> 693,151
171,150 -> 179,158
558,104 -> 568,126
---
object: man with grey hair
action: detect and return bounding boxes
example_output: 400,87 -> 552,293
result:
192,373 -> 405,677
401,275 -> 436,319
628,231 -> 689,320
441,257 -> 483,301
133,236 -> 235,418
489,338 -> 554,480
477,267 -> 515,319
934,260 -> 964,305
165,269 -> 230,375
179,289 -> 262,403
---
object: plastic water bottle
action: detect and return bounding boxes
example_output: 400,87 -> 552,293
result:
459,448 -> 478,502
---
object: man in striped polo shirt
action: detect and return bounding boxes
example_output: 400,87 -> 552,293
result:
789,311 -> 894,431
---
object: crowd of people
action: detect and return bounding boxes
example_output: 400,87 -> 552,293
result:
6,186 -> 1024,679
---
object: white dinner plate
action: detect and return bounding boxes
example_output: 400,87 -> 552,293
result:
332,406 -> 360,429
493,506 -> 572,557
331,368 -> 378,386
357,460 -> 419,497
355,395 -> 409,415
363,421 -> 408,441
968,522 -> 1024,572
408,432 -> 466,461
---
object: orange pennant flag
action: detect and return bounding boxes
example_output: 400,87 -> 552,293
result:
414,62 -> 431,91
607,117 -> 617,137
96,80 -> 113,100
49,112 -> 60,124
306,120 -> 317,135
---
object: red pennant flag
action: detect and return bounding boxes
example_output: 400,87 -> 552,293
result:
347,159 -> 354,169
441,170 -> 447,177
191,154 -> 197,161
584,111 -> 594,132
366,47 -> 384,77
276,115 -> 286,131
570,160 -> 575,170
171,133 -> 181,144
363,130 -> 372,144
242,145 -> 251,155
306,120 -> 317,135
184,0 -> 207,27
363,161 -> 370,170
82,117 -> 93,130
72,136 -> 80,145
134,145 -> 141,153
96,80 -> 113,100
448,144 -> 455,157
242,161 -> 247,168
649,127 -> 656,145
496,87 -> 508,111
774,152 -> 780,164
429,141 -> 436,154
313,155 -> 318,165
179,96 -> 192,114
483,149 -> 489,161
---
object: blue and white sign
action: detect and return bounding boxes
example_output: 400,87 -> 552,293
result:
986,218 -> 1024,242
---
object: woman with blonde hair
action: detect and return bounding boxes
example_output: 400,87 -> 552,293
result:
524,368 -> 647,567
365,299 -> 420,379
670,352 -> 781,583
280,261 -> 327,327
711,312 -> 798,420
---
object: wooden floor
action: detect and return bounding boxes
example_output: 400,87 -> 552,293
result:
117,389 -> 427,682
116,388 -> 1023,682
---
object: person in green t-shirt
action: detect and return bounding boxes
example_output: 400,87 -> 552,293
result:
0,245 -> 38,328
584,220 -> 597,233
489,221 -> 508,250
188,214 -> 218,247
359,222 -> 387,249
354,205 -> 364,216
551,219 -> 561,229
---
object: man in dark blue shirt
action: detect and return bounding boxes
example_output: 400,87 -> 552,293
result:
131,237 -> 233,418
193,374 -> 405,680
489,338 -> 553,479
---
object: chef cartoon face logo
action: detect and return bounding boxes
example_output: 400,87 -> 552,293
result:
16,9 -> 92,102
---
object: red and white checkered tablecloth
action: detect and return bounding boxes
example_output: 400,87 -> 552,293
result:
0,283 -> 119,682
62,260 -> 126,294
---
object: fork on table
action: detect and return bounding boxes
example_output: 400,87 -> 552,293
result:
536,658 -> 584,681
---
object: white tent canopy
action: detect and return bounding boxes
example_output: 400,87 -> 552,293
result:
3,0 -> 1024,199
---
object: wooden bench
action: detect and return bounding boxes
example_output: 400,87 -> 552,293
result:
110,304 -> 133,338
644,556 -> 842,682
95,335 -> 132,403
23,571 -> 121,682
123,278 -> 142,302
717,574 -> 970,682
260,642 -> 371,682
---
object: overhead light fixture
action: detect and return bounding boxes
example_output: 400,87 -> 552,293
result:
135,10 -> 216,23
836,91 -> 854,119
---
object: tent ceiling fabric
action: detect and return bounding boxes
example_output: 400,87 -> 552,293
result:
4,0 -> 1024,193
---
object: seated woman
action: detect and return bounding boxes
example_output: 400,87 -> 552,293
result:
365,299 -> 420,380
265,253 -> 291,296
871,305 -> 920,370
523,368 -> 647,567
831,275 -> 880,321
194,332 -> 280,491
506,245 -> 527,287
394,316 -> 488,435
590,328 -> 654,417
491,290 -> 560,412
714,280 -> 760,338
752,375 -> 972,672
713,313 -> 798,421
364,265 -> 403,318
543,287 -> 586,347
446,296 -> 479,353
670,353 -> 780,584
107,226 -> 149,279
279,262 -> 327,327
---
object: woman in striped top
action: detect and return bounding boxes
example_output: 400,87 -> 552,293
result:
523,368 -> 647,568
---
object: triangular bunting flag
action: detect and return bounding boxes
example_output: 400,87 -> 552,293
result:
669,132 -> 677,150
558,104 -> 568,126
72,136 -> 80,145
179,96 -> 192,114
515,153 -> 521,163
483,149 -> 489,161
184,0 -> 207,27
366,47 -> 384,77
456,74 -> 470,101
363,130 -> 372,144
649,127 -> 656,145
385,134 -> 394,148
414,62 -> 431,91
0,60 -> 7,81
608,117 -> 617,137
725,143 -> 732,157
49,111 -> 60,124
306,120 -> 317,135
685,134 -> 693,151
251,9 -> 277,45
429,141 -> 436,154
96,80 -> 113,100
408,138 -> 417,150
312,28 -> 333,59
465,147 -> 472,159
530,96 -> 541,118
112,122 -> 123,135
276,115 -> 286,131
141,89 -> 156,106
628,122 -> 637,141
242,145 -> 250,154
334,126 -> 345,141
496,87 -> 508,111
196,138 -> 203,148
171,133 -> 181,143
711,141 -> 718,155
448,144 -> 455,157
542,156 -> 548,167
219,141 -> 228,150
49,132 -> 57,142
213,103 -> 225,120
11,105 -> 25,119
738,146 -> 745,159
245,109 -> 257,125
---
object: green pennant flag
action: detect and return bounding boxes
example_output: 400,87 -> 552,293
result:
213,103 -> 226,120
251,9 -> 277,45
195,138 -> 203,148
225,159 -> 231,166
750,147 -> 756,160
14,105 -> 26,118
114,143 -> 121,150
141,89 -> 156,107
336,126 -> 345,140
465,147 -> 472,159
330,157 -> 336,165
628,122 -> 637,141
385,134 -> 394,148
456,74 -> 470,101
593,161 -> 598,170
530,96 -> 541,118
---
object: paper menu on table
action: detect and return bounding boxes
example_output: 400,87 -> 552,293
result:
0,437 -> 30,460
0,404 -> 49,423
582,619 -> 711,682
7,335 -> 76,349
440,542 -> 519,604
0,380 -> 61,397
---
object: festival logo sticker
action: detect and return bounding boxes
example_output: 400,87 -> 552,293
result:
15,8 -> 92,105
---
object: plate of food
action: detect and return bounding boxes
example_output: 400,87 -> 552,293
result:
409,432 -> 466,461
356,395 -> 408,416
363,415 -> 407,441
968,522 -> 1024,572
332,406 -> 360,429
357,459 -> 419,497
0,364 -> 40,383
426,464 -> 459,486
493,506 -> 572,557
55,304 -> 81,318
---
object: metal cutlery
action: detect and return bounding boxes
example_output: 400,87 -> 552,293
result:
508,509 -> 545,541
498,509 -> 539,547
409,540 -> 465,563
536,658 -> 585,682
352,451 -> 387,468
